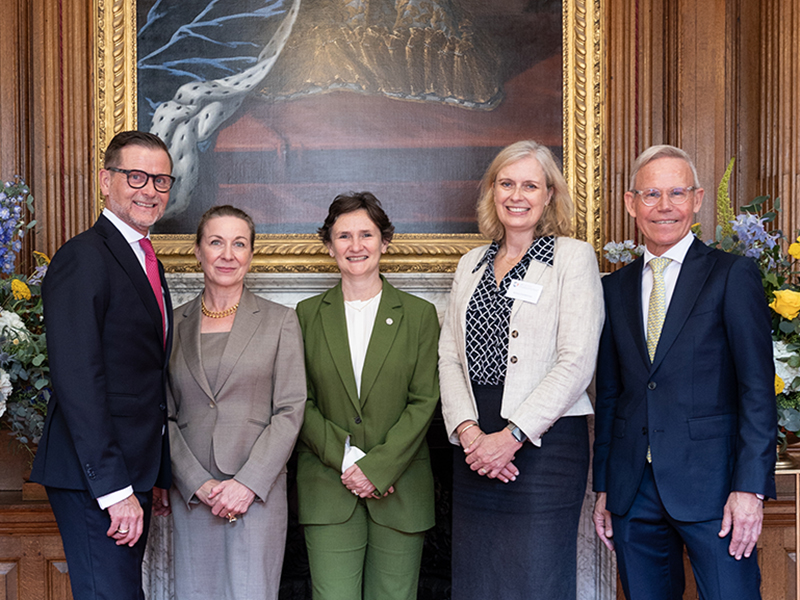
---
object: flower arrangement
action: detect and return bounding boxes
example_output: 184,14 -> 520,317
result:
603,158 -> 800,450
0,177 -> 49,458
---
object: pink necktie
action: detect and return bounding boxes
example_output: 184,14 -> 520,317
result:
139,237 -> 166,345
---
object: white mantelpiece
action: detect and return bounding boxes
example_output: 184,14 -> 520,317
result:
142,271 -> 615,600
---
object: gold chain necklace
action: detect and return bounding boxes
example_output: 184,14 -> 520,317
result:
201,295 -> 239,319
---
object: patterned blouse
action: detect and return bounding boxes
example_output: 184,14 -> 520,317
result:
465,236 -> 555,385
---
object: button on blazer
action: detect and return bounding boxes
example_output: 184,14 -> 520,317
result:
295,278 -> 440,533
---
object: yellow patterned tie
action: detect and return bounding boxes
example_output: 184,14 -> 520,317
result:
646,257 -> 672,362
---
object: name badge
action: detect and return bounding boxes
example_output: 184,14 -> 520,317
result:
506,280 -> 543,304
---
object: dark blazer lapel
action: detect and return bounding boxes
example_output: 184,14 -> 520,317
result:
177,295 -> 215,401
214,288 -> 261,395
618,257 -> 650,370
651,238 -> 716,370
94,215 -> 165,342
360,278 -> 403,403
320,284 -> 360,410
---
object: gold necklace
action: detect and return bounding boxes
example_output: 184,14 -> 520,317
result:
201,295 -> 239,319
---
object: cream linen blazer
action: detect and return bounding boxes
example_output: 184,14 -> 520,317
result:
439,237 -> 604,446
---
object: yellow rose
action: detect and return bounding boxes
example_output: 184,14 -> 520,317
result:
32,250 -> 50,266
776,374 -> 786,395
789,241 -> 800,260
770,289 -> 800,320
11,279 -> 31,301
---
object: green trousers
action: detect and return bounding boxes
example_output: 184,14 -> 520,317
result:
304,500 -> 425,600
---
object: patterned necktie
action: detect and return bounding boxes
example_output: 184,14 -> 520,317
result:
139,237 -> 166,345
646,257 -> 672,362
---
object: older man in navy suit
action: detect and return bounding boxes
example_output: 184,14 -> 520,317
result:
593,145 -> 776,599
31,131 -> 175,600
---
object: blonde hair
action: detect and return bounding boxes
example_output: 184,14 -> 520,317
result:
476,140 -> 573,242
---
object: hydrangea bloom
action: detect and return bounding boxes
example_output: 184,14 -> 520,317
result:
774,341 -> 800,392
603,240 -> 645,264
730,214 -> 779,259
0,179 -> 31,275
0,368 -> 12,418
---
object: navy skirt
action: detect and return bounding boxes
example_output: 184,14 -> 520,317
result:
451,383 -> 589,600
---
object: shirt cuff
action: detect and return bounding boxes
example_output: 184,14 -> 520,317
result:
342,436 -> 366,473
97,486 -> 134,510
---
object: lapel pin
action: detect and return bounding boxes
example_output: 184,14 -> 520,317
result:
386,318 -> 393,325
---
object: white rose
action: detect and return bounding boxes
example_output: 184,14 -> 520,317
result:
0,310 -> 29,343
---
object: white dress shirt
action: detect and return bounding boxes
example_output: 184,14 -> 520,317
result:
96,208 -> 167,509
640,232 -> 695,342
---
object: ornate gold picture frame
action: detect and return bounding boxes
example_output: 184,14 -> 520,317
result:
93,0 -> 603,272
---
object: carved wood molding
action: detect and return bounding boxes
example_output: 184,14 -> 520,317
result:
563,0 -> 604,256
156,233 -> 490,273
94,0 -> 137,219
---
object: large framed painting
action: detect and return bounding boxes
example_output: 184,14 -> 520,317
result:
93,0 -> 603,272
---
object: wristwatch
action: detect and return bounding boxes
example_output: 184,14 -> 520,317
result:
506,421 -> 527,443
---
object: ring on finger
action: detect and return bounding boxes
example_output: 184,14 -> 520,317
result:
479,468 -> 487,475
116,527 -> 129,534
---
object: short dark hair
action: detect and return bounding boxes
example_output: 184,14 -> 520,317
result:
195,205 -> 256,250
318,192 -> 395,246
104,131 -> 173,171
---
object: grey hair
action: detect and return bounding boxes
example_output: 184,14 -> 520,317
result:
629,145 -> 701,190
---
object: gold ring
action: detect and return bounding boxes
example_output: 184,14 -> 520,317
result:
226,513 -> 237,523
117,528 -> 129,534
479,468 -> 487,475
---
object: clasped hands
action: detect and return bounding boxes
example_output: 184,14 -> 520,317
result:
457,420 -> 522,484
196,478 -> 256,522
341,464 -> 395,499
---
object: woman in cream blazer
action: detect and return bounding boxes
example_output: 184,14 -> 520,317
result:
167,206 -> 306,600
439,141 -> 604,600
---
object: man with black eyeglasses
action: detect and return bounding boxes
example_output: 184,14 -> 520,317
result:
592,145 -> 776,599
31,131 -> 175,600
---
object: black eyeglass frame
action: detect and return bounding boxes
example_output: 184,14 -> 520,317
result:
631,186 -> 697,207
107,167 -> 176,193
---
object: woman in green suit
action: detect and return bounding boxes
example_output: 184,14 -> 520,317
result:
295,192 -> 440,600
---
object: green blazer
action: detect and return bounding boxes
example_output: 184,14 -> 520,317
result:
295,277 -> 439,533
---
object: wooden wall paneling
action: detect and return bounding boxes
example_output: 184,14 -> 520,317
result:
0,497 -> 72,600
61,0 -> 93,248
0,562 -> 18,600
27,0 -> 93,259
0,0 -> 26,182
28,0 -> 63,258
756,0 -> 795,239
604,0 -> 639,262
733,1 -> 762,211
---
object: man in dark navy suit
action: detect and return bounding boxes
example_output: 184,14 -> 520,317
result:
31,131 -> 175,599
593,145 -> 776,599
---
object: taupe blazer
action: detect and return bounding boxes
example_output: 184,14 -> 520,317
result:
167,287 -> 306,504
439,237 -> 604,446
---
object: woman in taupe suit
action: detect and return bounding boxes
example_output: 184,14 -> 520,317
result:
439,141 -> 604,599
167,205 -> 306,600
